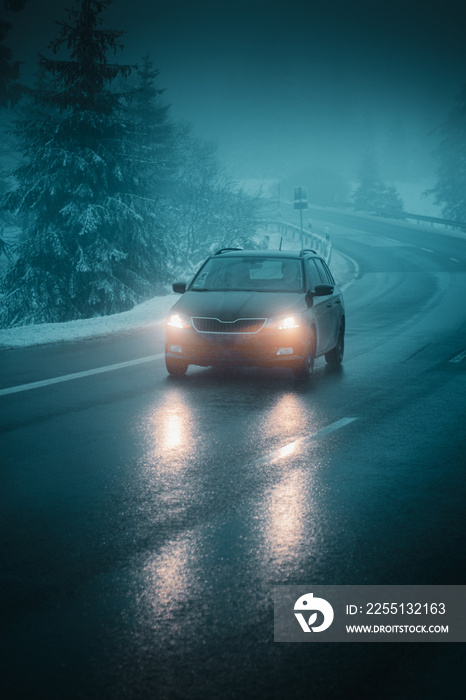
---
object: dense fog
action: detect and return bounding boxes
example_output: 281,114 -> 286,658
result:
6,0 -> 465,190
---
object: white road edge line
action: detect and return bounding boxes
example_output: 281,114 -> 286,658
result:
0,353 -> 166,397
251,417 -> 359,468
450,350 -> 466,364
421,247 -> 434,253
337,251 -> 360,292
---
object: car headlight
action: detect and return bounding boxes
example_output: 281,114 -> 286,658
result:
268,314 -> 302,330
167,313 -> 192,329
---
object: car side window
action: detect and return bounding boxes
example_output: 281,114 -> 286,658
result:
306,259 -> 321,290
314,258 -> 333,285
321,260 -> 335,285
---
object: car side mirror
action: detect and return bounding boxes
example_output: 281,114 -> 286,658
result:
314,284 -> 334,296
172,281 -> 187,294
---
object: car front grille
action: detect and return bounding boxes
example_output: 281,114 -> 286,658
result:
192,317 -> 267,334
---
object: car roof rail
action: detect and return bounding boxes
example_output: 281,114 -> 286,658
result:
299,248 -> 317,256
214,247 -> 244,255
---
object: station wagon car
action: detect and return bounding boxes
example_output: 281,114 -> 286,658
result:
165,248 -> 345,379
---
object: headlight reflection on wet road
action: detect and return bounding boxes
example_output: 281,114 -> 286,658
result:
142,389 -> 195,475
259,467 -> 317,570
255,392 -> 315,447
132,386 -> 328,624
163,411 -> 184,451
137,534 -> 199,619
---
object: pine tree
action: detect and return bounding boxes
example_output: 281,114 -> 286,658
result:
0,0 -> 28,108
0,0 -> 169,327
431,84 -> 466,223
0,17 -> 20,107
124,53 -> 177,218
352,150 -> 405,217
0,2 -> 29,276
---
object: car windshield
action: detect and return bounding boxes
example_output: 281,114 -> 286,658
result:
190,256 -> 304,292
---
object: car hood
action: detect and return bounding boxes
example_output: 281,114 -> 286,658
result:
170,291 -> 305,321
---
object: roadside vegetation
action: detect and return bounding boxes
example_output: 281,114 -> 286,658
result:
0,0 -> 262,327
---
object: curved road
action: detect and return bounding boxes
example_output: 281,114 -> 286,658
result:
1,212 -> 465,699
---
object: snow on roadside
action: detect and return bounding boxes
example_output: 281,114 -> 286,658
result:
0,294 -> 177,349
0,249 -> 354,350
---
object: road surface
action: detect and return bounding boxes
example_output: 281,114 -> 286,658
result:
1,211 -> 465,699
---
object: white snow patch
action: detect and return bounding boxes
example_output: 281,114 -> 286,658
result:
0,294 -> 178,349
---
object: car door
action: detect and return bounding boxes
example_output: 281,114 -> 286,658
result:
313,258 -> 342,349
306,258 -> 335,355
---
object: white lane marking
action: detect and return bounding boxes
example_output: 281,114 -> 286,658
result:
251,417 -> 358,468
421,247 -> 434,253
450,350 -> 466,364
0,353 -> 165,397
450,257 -> 461,263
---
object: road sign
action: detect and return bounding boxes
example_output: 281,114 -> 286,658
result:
294,186 -> 308,209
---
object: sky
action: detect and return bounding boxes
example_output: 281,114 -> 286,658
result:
3,0 -> 466,190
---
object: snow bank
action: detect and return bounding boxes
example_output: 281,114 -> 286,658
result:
0,294 -> 177,349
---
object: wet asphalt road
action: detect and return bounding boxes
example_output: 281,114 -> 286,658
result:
1,212 -> 466,699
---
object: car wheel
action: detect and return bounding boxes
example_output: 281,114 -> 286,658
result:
325,320 -> 345,365
165,356 -> 188,377
293,328 -> 316,380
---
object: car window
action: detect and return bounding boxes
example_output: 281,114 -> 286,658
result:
313,258 -> 333,285
306,259 -> 321,289
321,260 -> 335,285
190,257 -> 304,292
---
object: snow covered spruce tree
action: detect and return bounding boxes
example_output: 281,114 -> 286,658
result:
0,0 -> 170,327
0,17 -> 20,108
352,149 -> 405,217
128,54 -> 175,179
431,84 -> 466,223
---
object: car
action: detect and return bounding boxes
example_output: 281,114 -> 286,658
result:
165,248 -> 345,379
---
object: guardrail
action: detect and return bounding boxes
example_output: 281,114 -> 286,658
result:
333,203 -> 466,231
260,220 -> 332,264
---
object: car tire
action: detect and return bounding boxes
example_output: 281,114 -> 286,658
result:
325,320 -> 345,365
165,356 -> 188,377
292,328 -> 316,380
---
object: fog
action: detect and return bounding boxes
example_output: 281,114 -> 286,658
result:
5,0 -> 466,202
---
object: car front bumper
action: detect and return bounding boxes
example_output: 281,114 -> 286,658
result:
165,326 -> 308,368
